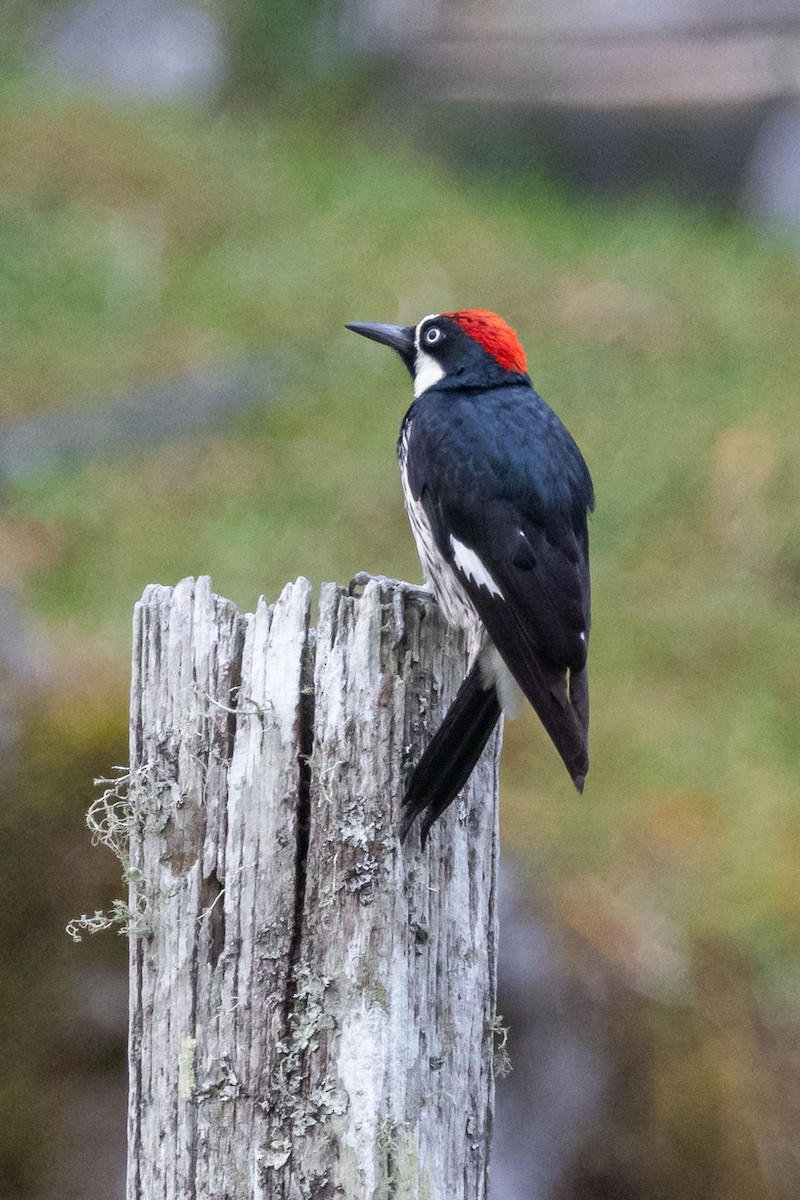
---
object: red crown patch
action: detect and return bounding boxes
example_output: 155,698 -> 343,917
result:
445,309 -> 527,374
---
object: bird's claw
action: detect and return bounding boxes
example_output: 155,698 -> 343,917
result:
348,570 -> 385,597
347,573 -> 431,646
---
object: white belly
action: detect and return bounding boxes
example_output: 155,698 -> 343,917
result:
398,442 -> 520,711
399,457 -> 481,640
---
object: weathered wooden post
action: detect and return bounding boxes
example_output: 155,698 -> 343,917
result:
126,574 -> 501,1199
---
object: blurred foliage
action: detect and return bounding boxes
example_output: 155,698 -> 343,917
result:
0,56 -> 799,1198
2,82 -> 799,982
0,0 -> 54,73
0,685 -> 128,1195
213,0 -> 332,102
211,0 -> 385,121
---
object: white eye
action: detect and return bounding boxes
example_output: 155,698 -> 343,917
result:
424,326 -> 442,346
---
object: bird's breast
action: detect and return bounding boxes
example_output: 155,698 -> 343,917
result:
398,424 -> 482,644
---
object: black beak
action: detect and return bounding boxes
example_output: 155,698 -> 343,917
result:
346,321 -> 416,365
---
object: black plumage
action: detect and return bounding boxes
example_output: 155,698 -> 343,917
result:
347,311 -> 594,844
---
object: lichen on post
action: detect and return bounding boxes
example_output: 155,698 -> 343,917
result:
125,574 -> 501,1200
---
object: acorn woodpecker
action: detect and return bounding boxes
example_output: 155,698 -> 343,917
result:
346,309 -> 594,845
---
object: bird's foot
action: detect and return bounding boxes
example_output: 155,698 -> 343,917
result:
348,572 -> 431,646
348,571 -> 430,601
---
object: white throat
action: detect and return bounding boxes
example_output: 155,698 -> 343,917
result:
413,349 -> 445,398
413,312 -> 446,398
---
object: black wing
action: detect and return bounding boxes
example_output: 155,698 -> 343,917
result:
407,387 -> 593,787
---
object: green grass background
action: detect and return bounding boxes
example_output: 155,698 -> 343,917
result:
1,54 -> 800,1195
3,84 -> 800,999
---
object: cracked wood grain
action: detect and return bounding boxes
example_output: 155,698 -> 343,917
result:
127,575 -> 500,1200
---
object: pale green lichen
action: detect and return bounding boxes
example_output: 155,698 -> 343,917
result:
194,1056 -> 244,1103
178,1036 -> 197,1099
377,1123 -> 434,1200
354,950 -> 390,1012
308,1078 -> 348,1121
489,1013 -> 512,1078
66,762 -> 182,941
259,1138 -> 291,1170
371,980 -> 390,1012
378,1116 -> 399,1191
86,766 -> 143,871
66,894 -> 149,942
260,966 -> 348,1184
346,850 -> 380,900
289,966 -> 334,1054
396,1135 -> 431,1200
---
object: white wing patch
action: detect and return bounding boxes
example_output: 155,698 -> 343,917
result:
413,349 -> 445,398
450,537 -> 504,598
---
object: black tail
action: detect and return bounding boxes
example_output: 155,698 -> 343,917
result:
401,662 -> 502,847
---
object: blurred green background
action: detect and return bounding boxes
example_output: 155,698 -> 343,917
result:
2,1 -> 800,1197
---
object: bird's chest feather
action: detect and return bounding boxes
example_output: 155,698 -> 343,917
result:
398,417 -> 480,637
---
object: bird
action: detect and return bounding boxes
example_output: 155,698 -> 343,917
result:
346,309 -> 594,846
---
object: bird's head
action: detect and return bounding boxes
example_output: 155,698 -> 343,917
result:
347,309 -> 528,398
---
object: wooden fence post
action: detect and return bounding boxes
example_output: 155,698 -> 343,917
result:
126,574 -> 501,1199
